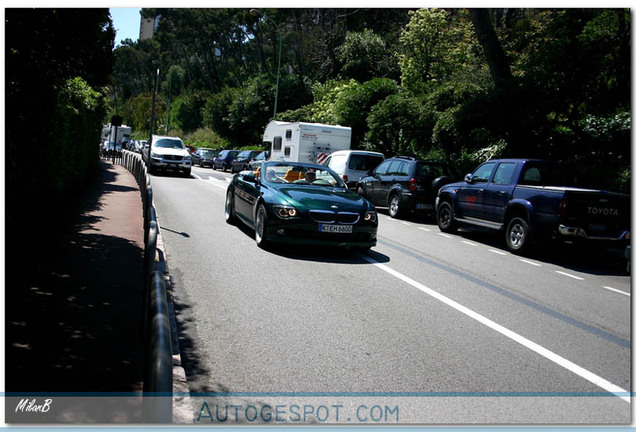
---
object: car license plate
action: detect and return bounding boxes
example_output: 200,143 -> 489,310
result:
589,224 -> 606,232
319,224 -> 353,234
416,203 -> 434,210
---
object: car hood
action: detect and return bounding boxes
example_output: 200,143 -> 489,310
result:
152,147 -> 189,156
274,186 -> 372,212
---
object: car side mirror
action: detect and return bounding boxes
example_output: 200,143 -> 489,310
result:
243,172 -> 259,184
464,173 -> 474,184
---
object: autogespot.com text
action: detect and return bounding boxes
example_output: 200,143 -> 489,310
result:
196,401 -> 399,424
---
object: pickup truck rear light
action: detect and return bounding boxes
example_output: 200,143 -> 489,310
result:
558,201 -> 568,217
409,178 -> 417,191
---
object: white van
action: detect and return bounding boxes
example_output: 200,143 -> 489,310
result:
322,150 -> 385,188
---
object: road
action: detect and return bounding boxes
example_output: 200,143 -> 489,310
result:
151,166 -> 631,425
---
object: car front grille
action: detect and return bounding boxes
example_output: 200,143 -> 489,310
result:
309,210 -> 360,224
163,155 -> 183,161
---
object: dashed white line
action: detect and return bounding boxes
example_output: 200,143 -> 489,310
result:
361,254 -> 630,403
602,286 -> 630,297
401,222 -> 412,226
418,227 -> 431,232
489,249 -> 507,256
438,233 -> 453,239
519,259 -> 542,267
206,177 -> 229,190
555,271 -> 585,281
461,240 -> 477,246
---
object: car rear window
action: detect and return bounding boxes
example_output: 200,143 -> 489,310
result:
348,154 -> 384,171
416,163 -> 453,178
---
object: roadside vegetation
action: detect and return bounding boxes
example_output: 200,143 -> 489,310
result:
6,8 -> 631,218
113,8 -> 630,191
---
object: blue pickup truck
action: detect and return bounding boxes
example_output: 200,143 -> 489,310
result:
436,159 -> 630,254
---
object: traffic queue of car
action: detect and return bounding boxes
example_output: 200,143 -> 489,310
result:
138,139 -> 630,258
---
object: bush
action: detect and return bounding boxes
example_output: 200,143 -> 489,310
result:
52,77 -> 107,191
184,127 -> 230,149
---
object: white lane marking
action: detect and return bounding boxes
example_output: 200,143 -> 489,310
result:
519,259 -> 542,267
438,233 -> 453,239
462,240 -> 477,247
206,178 -> 229,190
489,249 -> 507,256
401,222 -> 412,226
602,286 -> 630,297
418,227 -> 431,232
555,271 -> 585,281
362,254 -> 630,403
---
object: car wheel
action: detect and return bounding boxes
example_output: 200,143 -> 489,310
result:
225,190 -> 237,224
254,204 -> 270,249
388,193 -> 404,218
437,201 -> 458,233
506,217 -> 532,254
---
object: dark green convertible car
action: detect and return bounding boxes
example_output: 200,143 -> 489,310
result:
225,161 -> 378,250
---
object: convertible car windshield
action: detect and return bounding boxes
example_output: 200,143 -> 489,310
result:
260,163 -> 346,188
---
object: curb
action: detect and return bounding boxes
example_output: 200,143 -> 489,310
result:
153,214 -> 194,423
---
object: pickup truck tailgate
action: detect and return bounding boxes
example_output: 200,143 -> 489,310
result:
560,189 -> 630,240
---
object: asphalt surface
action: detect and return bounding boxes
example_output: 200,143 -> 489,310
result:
150,165 -> 631,425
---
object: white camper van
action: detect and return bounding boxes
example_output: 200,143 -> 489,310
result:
262,121 -> 351,164
102,123 -> 132,145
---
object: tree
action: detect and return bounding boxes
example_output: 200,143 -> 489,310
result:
469,9 -> 512,88
336,29 -> 398,82
398,9 -> 481,94
366,92 -> 435,156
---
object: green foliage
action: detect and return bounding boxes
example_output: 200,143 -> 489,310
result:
121,92 -> 166,137
336,29 -> 398,82
399,9 -> 481,94
183,127 -> 230,149
309,79 -> 359,124
53,77 -> 108,190
171,91 -> 210,134
6,8 -> 114,210
366,92 -> 436,156
107,7 -> 630,192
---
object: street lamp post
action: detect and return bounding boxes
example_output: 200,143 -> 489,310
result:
250,9 -> 282,120
149,67 -> 160,139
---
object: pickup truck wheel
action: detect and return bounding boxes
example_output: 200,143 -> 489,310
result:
506,217 -> 531,254
437,201 -> 458,233
388,193 -> 404,218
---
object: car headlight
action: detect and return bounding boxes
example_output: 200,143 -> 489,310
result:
364,211 -> 377,223
150,151 -> 160,159
184,155 -> 192,161
273,205 -> 298,219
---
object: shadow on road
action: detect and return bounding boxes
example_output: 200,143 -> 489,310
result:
6,163 -> 145,392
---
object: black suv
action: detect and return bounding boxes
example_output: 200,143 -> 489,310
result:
357,156 -> 457,218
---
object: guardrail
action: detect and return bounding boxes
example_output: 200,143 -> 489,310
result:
119,150 -> 173,422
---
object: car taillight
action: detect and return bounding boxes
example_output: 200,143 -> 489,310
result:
343,174 -> 349,183
558,200 -> 567,217
409,178 -> 417,191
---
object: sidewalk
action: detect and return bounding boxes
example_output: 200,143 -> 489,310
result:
6,160 -> 145,393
